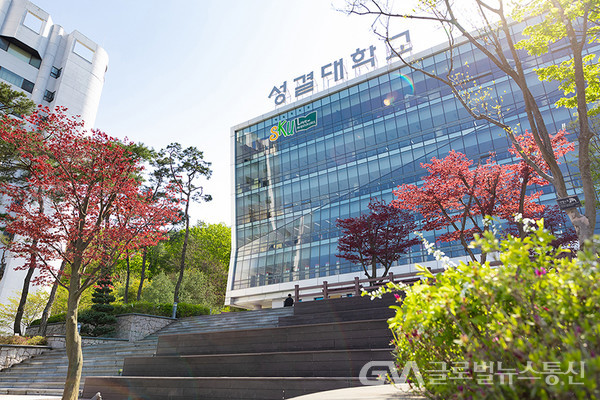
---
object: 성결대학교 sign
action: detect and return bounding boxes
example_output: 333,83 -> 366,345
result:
267,31 -> 412,106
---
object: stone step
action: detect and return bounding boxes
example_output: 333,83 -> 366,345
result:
1,363 -> 124,375
0,380 -> 65,389
0,387 -> 64,396
83,376 -> 366,400
123,349 -> 393,377
156,319 -> 391,356
0,369 -> 118,382
278,307 -> 395,326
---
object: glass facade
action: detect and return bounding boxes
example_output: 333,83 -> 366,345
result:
230,31 -> 596,293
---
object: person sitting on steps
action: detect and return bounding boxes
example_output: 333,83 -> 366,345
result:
284,294 -> 294,307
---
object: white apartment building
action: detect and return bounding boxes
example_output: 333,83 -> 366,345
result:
0,0 -> 108,327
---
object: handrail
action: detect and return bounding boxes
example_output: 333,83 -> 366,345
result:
293,269 -> 446,303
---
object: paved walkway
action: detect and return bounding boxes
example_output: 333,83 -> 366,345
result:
0,385 -> 425,400
0,397 -> 61,400
289,384 -> 425,399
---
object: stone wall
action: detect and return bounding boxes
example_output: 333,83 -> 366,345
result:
46,335 -> 128,349
26,313 -> 174,342
0,345 -> 50,370
115,314 -> 174,342
26,322 -> 66,336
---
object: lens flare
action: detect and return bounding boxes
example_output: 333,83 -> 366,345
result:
391,72 -> 415,95
383,93 -> 396,106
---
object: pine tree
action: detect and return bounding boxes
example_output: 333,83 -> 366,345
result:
79,277 -> 116,337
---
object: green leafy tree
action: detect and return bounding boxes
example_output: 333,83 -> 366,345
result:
140,271 -> 175,304
0,83 -> 39,334
159,143 -> 212,318
0,290 -> 48,335
78,277 -> 116,337
0,82 -> 36,116
186,223 -> 230,308
346,0 -> 599,242
0,81 -> 36,184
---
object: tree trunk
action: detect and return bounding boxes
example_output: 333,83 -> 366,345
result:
137,247 -> 147,301
13,257 -> 36,335
173,196 -> 191,317
124,252 -> 130,304
62,269 -> 82,400
370,258 -> 377,281
39,260 -> 66,336
15,193 -> 44,335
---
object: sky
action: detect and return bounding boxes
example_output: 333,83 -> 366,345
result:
31,0 -> 442,228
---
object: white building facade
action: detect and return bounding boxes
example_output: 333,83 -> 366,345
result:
0,0 -> 108,326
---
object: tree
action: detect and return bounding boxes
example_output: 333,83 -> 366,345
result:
0,290 -> 48,335
336,198 -> 418,280
0,82 -> 36,116
0,108 -> 179,400
136,149 -> 175,301
181,223 -> 230,310
507,128 -> 575,238
345,0 -> 598,242
160,143 -> 212,318
0,83 -> 38,335
140,271 -> 174,304
393,150 -> 545,261
138,223 -> 230,311
78,276 -> 116,337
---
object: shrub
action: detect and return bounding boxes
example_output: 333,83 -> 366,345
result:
157,302 -> 210,318
0,335 -> 47,346
30,312 -> 67,326
30,301 -> 210,330
382,221 -> 600,399
113,301 -> 209,318
112,301 -> 160,315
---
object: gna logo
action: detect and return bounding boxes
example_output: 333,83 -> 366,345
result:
269,111 -> 317,142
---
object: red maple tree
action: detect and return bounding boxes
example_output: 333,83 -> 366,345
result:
392,151 -> 544,261
392,130 -> 575,261
507,129 -> 575,237
336,198 -> 418,280
0,108 -> 180,400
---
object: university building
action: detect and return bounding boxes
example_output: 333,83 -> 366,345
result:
227,24 -> 593,310
0,0 -> 108,316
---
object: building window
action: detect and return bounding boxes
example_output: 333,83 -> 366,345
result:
22,11 -> 43,34
50,66 -> 61,78
43,90 -> 55,102
0,37 -> 42,69
73,40 -> 94,63
21,79 -> 34,93
0,66 -> 34,93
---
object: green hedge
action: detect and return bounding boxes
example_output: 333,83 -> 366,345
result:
113,301 -> 210,318
30,302 -> 210,326
30,313 -> 66,326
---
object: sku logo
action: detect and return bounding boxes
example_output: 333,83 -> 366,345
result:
269,111 -> 317,142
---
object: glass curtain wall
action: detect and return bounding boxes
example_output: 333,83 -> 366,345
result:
231,31 -> 593,291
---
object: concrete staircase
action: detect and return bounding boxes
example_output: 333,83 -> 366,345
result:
0,307 -> 293,396
83,295 -> 397,400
